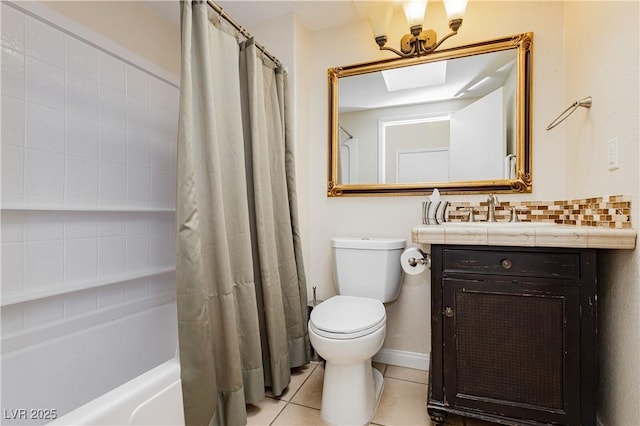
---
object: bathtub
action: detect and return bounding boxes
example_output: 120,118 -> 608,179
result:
49,357 -> 184,426
2,300 -> 181,426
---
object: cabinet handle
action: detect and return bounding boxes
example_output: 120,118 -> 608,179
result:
500,259 -> 513,269
444,307 -> 454,318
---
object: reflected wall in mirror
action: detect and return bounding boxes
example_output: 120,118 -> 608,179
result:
328,33 -> 533,196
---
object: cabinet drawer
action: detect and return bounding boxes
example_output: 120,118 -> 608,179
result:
442,248 -> 580,279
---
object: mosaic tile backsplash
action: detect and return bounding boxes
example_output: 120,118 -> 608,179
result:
446,195 -> 632,229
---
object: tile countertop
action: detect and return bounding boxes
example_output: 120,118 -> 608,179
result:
412,223 -> 637,249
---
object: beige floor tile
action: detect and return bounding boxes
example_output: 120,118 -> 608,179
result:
267,363 -> 317,401
384,365 -> 428,384
246,397 -> 288,426
443,414 -> 466,425
372,377 -> 431,426
373,362 -> 388,375
290,364 -> 324,409
272,403 -> 326,426
464,417 -> 495,426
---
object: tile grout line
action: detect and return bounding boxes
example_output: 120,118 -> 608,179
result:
383,376 -> 428,386
268,362 -> 321,426
262,362 -> 431,426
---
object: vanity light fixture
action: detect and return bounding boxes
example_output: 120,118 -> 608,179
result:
368,0 -> 468,58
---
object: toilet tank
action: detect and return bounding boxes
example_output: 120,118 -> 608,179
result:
331,237 -> 406,303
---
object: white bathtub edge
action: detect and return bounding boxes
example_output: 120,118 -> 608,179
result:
49,357 -> 184,426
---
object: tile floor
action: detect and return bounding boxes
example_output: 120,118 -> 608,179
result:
246,361 -> 491,426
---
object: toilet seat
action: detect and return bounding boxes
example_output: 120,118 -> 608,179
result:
309,295 -> 386,340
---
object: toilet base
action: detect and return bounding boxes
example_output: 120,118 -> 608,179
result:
320,359 -> 385,426
372,367 -> 384,417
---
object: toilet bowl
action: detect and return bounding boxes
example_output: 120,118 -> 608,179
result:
309,237 -> 405,426
309,296 -> 386,426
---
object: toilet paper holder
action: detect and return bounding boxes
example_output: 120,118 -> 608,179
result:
408,248 -> 431,269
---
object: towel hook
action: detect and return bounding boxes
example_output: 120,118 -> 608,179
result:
546,96 -> 592,131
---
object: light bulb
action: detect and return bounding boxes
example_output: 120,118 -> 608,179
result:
443,0 -> 468,21
402,0 -> 427,27
367,2 -> 393,37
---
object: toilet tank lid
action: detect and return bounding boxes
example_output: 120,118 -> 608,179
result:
331,237 -> 406,250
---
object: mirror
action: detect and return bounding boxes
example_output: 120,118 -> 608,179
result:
328,33 -> 533,196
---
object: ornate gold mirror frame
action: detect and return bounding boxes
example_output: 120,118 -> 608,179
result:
328,33 -> 533,197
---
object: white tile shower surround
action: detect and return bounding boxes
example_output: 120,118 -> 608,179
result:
0,3 -> 179,208
1,2 -> 179,420
1,211 -> 176,303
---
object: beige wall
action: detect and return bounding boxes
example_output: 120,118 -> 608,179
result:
562,3 -> 639,425
42,1 -> 180,76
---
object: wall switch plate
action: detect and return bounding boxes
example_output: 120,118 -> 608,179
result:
608,137 -> 620,171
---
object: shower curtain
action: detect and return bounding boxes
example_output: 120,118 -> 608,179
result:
176,2 -> 309,425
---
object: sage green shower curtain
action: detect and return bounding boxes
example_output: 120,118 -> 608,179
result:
176,2 -> 309,425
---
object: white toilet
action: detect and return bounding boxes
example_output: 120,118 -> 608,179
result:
308,237 -> 406,426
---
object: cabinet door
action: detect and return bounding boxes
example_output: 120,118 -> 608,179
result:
442,278 -> 581,425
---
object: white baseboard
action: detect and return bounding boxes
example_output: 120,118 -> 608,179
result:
373,348 -> 429,371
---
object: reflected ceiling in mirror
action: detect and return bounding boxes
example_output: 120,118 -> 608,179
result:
328,33 -> 533,197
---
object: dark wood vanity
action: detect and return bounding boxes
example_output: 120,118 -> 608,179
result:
427,244 -> 597,426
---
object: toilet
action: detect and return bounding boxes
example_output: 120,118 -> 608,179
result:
308,237 -> 406,426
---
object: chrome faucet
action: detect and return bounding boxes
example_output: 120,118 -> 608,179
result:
486,193 -> 498,222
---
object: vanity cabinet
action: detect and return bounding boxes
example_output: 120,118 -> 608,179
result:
428,245 -> 597,426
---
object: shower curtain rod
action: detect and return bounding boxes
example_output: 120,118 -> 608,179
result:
206,0 -> 283,68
